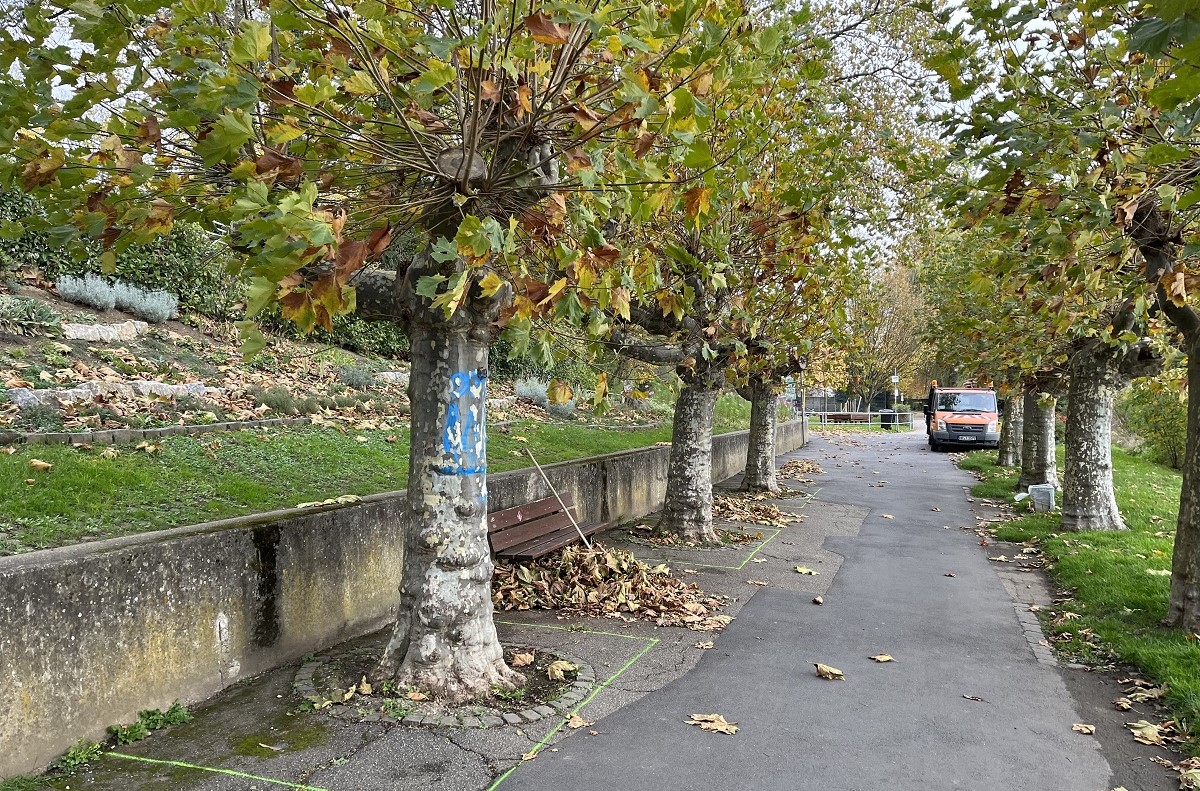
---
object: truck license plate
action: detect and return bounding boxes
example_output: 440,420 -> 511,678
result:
958,435 -> 976,441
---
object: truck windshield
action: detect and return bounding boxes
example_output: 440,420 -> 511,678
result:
937,392 -> 996,412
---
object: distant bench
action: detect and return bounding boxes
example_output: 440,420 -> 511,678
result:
487,493 -> 611,561
825,412 -> 871,423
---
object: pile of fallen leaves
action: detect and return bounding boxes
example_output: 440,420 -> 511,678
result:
492,543 -> 732,631
778,459 -> 822,479
712,494 -> 799,527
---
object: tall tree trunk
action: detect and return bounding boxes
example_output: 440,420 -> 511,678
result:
997,388 -> 1024,467
1061,345 -> 1123,531
374,256 -> 521,700
659,380 -> 719,544
1017,386 -> 1058,490
1167,335 -> 1200,630
741,377 -> 778,493
1129,203 -> 1200,631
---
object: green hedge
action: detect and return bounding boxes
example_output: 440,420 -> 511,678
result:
0,192 -> 238,317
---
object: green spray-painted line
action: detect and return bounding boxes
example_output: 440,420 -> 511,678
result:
486,629 -> 660,790
653,527 -> 782,570
495,619 -> 649,641
106,752 -> 330,791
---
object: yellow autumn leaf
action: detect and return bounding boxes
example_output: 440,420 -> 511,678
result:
566,713 -> 593,729
547,660 -> 577,681
1072,723 -> 1095,735
794,566 -> 819,575
815,663 -> 845,680
685,713 -> 738,734
870,654 -> 895,663
29,459 -> 53,472
478,271 -> 505,298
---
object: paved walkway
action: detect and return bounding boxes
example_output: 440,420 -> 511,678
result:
505,428 -> 1111,790
44,427 -> 1177,791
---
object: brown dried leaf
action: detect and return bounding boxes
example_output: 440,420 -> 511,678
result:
511,652 -> 535,668
566,713 -> 593,729
1072,723 -> 1096,735
685,713 -> 738,734
547,660 -> 577,681
815,663 -> 844,680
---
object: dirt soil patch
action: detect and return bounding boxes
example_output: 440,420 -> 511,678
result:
305,643 -> 584,725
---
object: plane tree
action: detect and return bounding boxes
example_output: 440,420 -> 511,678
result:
939,0 -> 1200,623
0,0 -> 773,698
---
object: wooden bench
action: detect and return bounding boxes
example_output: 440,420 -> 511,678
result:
487,493 -> 611,561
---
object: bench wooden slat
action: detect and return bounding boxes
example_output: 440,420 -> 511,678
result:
487,493 -> 575,533
489,510 -> 577,553
503,521 -> 611,561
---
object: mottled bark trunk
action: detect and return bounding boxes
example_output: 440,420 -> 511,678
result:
1017,388 -> 1058,490
1167,338 -> 1200,631
374,257 -> 521,700
997,389 -> 1023,468
741,377 -> 778,493
659,381 -> 719,544
1061,346 -> 1123,531
1127,203 -> 1200,630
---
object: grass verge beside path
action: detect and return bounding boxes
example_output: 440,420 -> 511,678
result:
0,421 -> 673,554
959,448 -> 1199,751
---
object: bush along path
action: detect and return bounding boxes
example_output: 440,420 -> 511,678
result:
959,448 -> 1200,778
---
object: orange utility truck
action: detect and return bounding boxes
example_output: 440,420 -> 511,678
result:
924,380 -> 1000,452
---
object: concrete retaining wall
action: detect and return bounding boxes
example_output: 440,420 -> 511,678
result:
0,419 -> 806,777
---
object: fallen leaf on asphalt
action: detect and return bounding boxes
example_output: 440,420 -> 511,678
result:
1127,720 -> 1165,745
815,663 -> 844,680
695,641 -> 714,649
747,580 -> 768,586
962,695 -> 986,702
566,714 -> 593,729
869,654 -> 894,663
794,566 -> 819,575
342,687 -> 355,702
880,514 -> 894,519
547,660 -> 578,681
750,558 -> 767,563
989,555 -> 1011,563
511,652 -> 534,668
1072,723 -> 1096,735
588,730 -> 599,736
1126,686 -> 1166,702
28,459 -> 52,471
944,573 -> 956,578
931,507 -> 940,512
812,596 -> 824,605
406,690 -> 428,701
521,750 -> 538,761
685,713 -> 738,734
1113,698 -> 1132,711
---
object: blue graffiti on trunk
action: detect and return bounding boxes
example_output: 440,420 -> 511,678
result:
439,370 -> 487,475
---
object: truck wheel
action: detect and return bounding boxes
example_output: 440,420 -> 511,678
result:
929,439 -> 941,452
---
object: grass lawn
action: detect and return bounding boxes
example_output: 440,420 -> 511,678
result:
0,420 -> 676,554
959,447 -> 1200,750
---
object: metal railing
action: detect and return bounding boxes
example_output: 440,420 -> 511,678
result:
807,411 -> 917,430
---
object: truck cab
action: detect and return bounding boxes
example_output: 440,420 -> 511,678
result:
924,381 -> 1000,451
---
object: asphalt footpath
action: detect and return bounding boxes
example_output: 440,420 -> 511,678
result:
501,428 -> 1113,791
